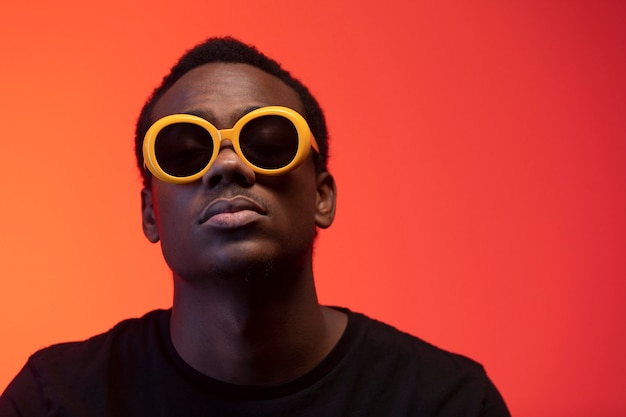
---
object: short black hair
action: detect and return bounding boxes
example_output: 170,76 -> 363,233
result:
134,37 -> 329,188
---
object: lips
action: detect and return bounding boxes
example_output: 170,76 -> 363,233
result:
199,196 -> 267,224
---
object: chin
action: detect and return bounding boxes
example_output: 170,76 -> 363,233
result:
210,257 -> 277,282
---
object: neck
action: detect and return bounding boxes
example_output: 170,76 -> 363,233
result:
169,262 -> 347,386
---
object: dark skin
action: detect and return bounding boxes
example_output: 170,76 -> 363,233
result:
141,63 -> 347,386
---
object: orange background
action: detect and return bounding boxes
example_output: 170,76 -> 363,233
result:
1,1 -> 625,416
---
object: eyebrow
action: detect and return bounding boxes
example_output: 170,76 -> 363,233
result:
183,105 -> 264,125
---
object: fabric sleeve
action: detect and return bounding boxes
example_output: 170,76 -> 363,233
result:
0,361 -> 49,417
481,374 -> 511,417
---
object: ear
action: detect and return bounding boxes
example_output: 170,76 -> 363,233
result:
314,171 -> 337,229
141,187 -> 160,243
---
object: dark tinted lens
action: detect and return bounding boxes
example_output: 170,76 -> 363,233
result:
239,115 -> 299,169
154,123 -> 214,177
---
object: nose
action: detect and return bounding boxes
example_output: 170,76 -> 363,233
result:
201,139 -> 256,188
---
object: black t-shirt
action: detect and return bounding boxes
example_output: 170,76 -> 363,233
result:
0,308 -> 510,416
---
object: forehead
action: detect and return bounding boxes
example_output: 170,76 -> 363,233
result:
152,63 -> 304,126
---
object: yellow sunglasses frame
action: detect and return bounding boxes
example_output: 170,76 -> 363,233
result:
143,106 -> 319,184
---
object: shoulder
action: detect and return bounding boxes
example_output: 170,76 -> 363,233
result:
1,310 -> 169,416
33,309 -> 165,355
28,309 -> 168,384
347,309 -> 485,374
338,309 -> 510,416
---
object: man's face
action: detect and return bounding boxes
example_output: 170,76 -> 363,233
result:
141,63 -> 335,282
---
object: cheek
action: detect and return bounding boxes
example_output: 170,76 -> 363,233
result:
273,175 -> 319,229
152,186 -> 201,276
152,185 -> 195,239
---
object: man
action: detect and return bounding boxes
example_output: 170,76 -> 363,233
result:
0,37 -> 510,416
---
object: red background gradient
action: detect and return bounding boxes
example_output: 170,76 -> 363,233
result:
1,1 -> 625,416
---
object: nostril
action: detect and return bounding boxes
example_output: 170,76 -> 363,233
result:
206,170 -> 253,188
207,175 -> 222,188
202,150 -> 256,188
200,144 -> 257,188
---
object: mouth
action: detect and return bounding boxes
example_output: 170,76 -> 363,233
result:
199,196 -> 267,225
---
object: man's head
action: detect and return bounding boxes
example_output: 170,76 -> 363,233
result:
138,38 -> 336,283
135,37 -> 329,189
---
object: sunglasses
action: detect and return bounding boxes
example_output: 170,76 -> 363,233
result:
143,106 -> 319,184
